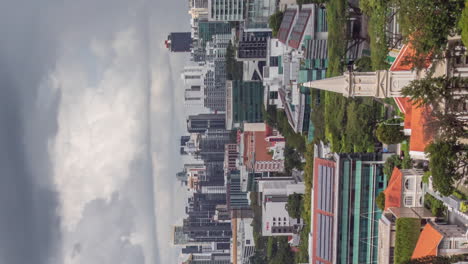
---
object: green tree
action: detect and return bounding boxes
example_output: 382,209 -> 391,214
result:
353,56 -> 373,72
266,237 -> 277,260
403,254 -> 466,264
262,104 -> 278,127
401,76 -> 468,141
461,1 -> 468,46
426,141 -> 468,196
376,192 -> 386,211
376,121 -> 406,144
395,0 -> 465,56
384,154 -> 402,177
225,41 -> 243,80
286,193 -> 303,219
268,11 -> 284,37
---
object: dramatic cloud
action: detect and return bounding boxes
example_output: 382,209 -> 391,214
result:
0,0 -> 189,263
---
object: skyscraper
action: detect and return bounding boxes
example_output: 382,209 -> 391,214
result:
166,32 -> 192,52
187,114 -> 226,133
208,0 -> 244,21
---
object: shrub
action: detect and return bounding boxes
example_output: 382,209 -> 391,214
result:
459,0 -> 468,46
268,11 -> 284,37
424,193 -> 446,217
376,192 -> 386,211
286,193 -> 303,219
376,121 -> 406,144
384,155 -> 402,177
460,202 -> 468,213
394,218 -> 421,264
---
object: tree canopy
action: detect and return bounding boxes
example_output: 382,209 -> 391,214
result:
376,192 -> 385,211
461,1 -> 468,46
401,76 -> 468,141
268,11 -> 284,37
426,140 -> 468,196
403,255 -> 466,264
384,154 -> 402,177
286,193 -> 303,219
376,120 -> 406,144
395,0 -> 465,55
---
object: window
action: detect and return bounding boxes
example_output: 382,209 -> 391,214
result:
246,239 -> 251,245
404,196 -> 413,206
405,179 -> 413,190
419,196 -> 423,206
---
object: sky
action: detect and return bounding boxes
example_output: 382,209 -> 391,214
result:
0,0 -> 189,263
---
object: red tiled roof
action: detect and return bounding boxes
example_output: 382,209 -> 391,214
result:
409,103 -> 434,153
411,223 -> 443,259
383,167 -> 403,210
243,131 -> 274,169
390,42 -> 431,71
390,43 -> 433,154
394,97 -> 413,129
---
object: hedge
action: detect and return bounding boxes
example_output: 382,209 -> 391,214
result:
394,218 -> 421,264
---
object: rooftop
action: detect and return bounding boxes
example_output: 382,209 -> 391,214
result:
411,223 -> 443,259
390,44 -> 434,156
384,167 -> 403,210
277,9 -> 297,44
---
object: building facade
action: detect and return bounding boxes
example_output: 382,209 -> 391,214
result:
311,153 -> 387,264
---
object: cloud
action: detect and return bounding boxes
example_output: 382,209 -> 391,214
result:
0,0 -> 190,263
62,193 -> 145,264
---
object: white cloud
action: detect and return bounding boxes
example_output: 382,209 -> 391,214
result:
51,29 -> 148,232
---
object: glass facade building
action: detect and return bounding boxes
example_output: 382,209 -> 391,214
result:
312,153 -> 387,264
232,80 -> 264,123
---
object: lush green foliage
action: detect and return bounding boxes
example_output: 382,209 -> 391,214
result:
383,154 -> 402,177
319,93 -> 385,152
268,11 -> 284,37
360,0 -> 393,70
395,0 -> 465,56
461,1 -> 468,46
376,192 -> 386,211
284,144 -> 304,173
424,193 -> 446,217
403,254 -> 466,264
353,56 -> 373,72
265,108 -> 306,153
326,0 -> 347,77
294,143 -> 314,263
226,41 -> 243,80
452,189 -> 467,200
402,76 -> 468,141
394,218 -> 421,264
286,193 -> 303,219
426,141 -> 468,196
376,120 -> 406,144
460,201 -> 468,213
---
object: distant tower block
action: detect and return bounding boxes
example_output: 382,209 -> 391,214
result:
165,32 -> 192,52
304,70 -> 418,98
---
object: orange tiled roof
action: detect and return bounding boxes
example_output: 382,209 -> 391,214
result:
409,103 -> 434,153
243,131 -> 273,169
390,42 -> 431,71
394,97 -> 413,129
411,223 -> 443,259
390,43 -> 434,153
383,167 -> 403,210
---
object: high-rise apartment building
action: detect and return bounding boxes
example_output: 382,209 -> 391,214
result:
208,0 -> 244,21
187,114 -> 226,133
166,32 -> 192,52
